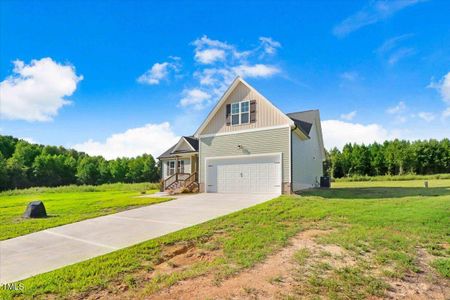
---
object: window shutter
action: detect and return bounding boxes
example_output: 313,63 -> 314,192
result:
250,100 -> 256,123
226,104 -> 231,126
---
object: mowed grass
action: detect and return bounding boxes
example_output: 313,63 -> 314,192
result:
1,179 -> 449,299
0,183 -> 170,240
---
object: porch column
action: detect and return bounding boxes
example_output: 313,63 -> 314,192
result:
175,156 -> 179,182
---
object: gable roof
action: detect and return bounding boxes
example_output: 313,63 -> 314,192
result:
157,79 -> 326,162
172,136 -> 196,152
184,136 -> 199,150
287,110 -> 326,160
157,136 -> 198,159
287,110 -> 318,136
193,76 -> 294,137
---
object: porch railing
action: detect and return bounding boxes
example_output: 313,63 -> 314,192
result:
163,172 -> 197,191
183,172 -> 198,188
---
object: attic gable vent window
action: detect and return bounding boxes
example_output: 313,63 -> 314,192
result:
231,101 -> 250,125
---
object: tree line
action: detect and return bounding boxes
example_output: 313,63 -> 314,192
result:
327,139 -> 450,178
0,135 -> 159,191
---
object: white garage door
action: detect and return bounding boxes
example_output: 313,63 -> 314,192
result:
206,154 -> 282,194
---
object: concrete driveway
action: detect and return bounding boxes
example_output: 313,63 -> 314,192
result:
0,193 -> 277,284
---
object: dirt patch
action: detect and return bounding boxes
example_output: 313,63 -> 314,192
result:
78,241 -> 221,300
150,229 -> 331,300
384,248 -> 450,300
77,229 -> 449,300
150,230 -> 449,300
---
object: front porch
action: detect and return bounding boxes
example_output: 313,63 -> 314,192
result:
157,136 -> 200,193
160,154 -> 199,193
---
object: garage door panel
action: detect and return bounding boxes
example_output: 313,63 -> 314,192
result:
206,154 -> 282,194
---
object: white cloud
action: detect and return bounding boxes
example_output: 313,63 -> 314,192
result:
195,68 -> 233,86
376,34 -> 414,54
259,37 -> 281,55
387,47 -> 415,65
0,57 -> 82,122
195,49 -> 226,64
322,120 -> 398,149
333,0 -> 423,37
193,35 -> 233,50
179,89 -> 212,110
386,101 -> 409,123
443,107 -> 450,119
21,137 -> 36,144
428,71 -> 450,118
429,72 -> 450,104
137,58 -> 180,85
375,34 -> 416,65
192,36 -> 235,65
394,115 -> 407,124
73,122 -> 179,159
387,101 -> 406,114
138,62 -> 170,85
440,73 -> 450,103
417,112 -> 435,122
232,64 -> 280,78
179,36 -> 283,110
340,111 -> 357,121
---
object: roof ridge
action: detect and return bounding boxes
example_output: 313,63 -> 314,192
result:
286,109 -> 319,115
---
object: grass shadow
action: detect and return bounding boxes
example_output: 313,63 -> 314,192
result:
299,187 -> 450,199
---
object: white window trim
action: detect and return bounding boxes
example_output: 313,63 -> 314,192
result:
231,102 -> 240,126
168,161 -> 175,176
231,100 -> 250,126
167,160 -> 186,176
240,100 -> 250,124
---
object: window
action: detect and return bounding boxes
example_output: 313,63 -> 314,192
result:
241,101 -> 249,124
167,161 -> 175,176
231,102 -> 240,125
177,160 -> 185,173
231,100 -> 250,125
167,160 -> 184,176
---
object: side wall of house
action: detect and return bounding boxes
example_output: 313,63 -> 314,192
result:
291,123 -> 323,191
199,126 -> 291,193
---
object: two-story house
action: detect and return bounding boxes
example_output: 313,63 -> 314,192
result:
158,76 -> 325,194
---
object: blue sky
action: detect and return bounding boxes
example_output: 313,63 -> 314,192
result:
1,0 -> 449,158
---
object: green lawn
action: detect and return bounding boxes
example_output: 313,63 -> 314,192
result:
1,179 -> 449,299
0,183 -> 170,240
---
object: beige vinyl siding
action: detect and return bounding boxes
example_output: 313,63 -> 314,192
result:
199,126 -> 290,186
291,123 -> 323,190
175,139 -> 193,152
200,82 -> 290,135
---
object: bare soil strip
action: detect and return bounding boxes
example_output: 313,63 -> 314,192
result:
151,229 -> 449,300
81,229 -> 449,300
151,229 -> 330,299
